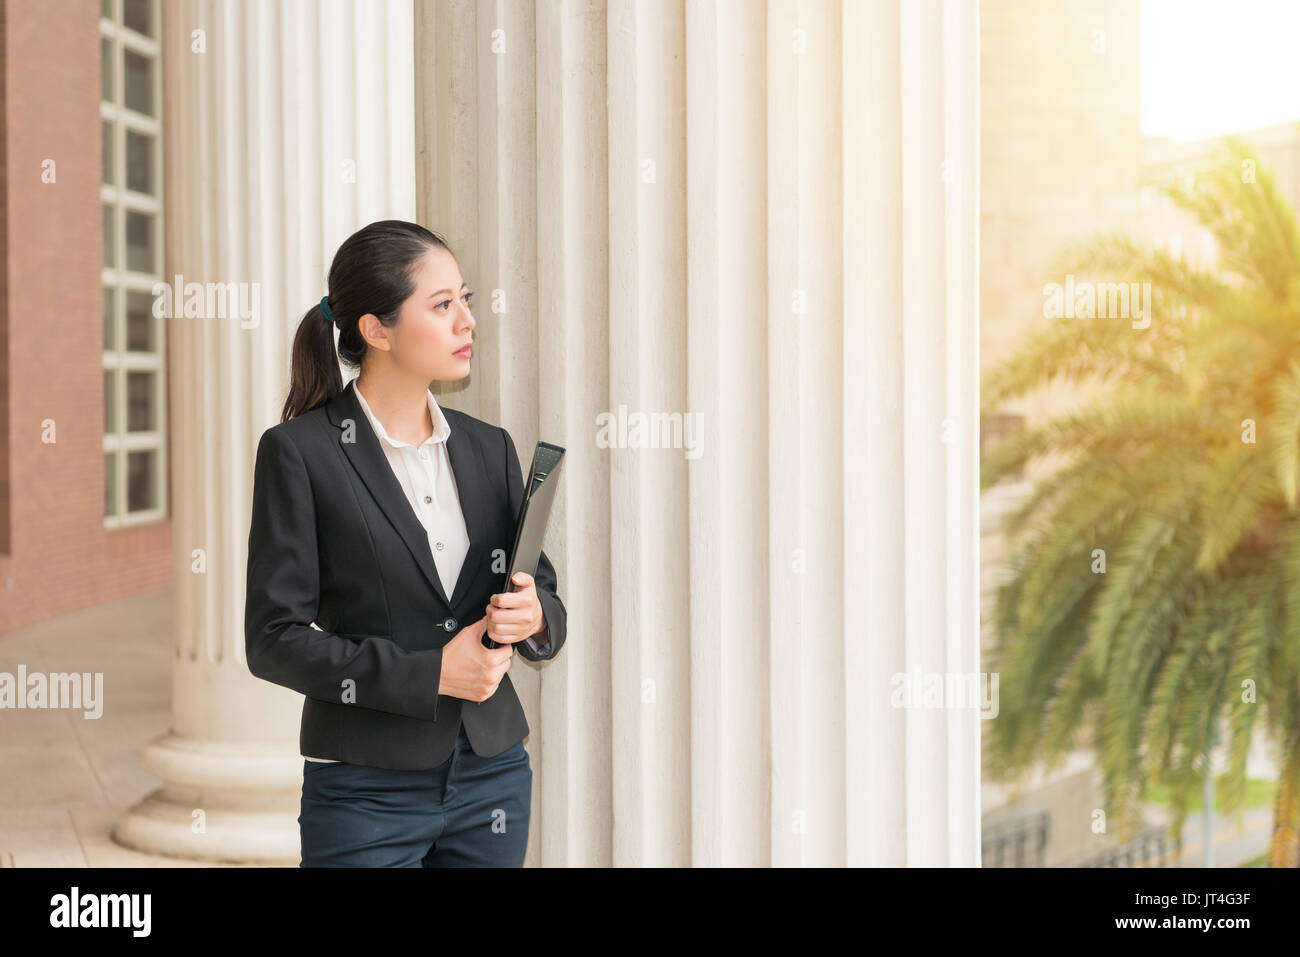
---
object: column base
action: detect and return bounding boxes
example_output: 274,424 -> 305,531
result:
112,732 -> 302,864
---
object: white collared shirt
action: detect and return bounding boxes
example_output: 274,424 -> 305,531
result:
303,379 -> 544,763
353,379 -> 471,603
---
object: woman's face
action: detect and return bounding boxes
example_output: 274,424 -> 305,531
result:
375,246 -> 475,382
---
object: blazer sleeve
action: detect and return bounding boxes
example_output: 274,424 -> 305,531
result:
244,425 -> 446,721
501,426 -> 567,662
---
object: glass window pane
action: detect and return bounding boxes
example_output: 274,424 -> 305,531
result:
106,452 -> 118,517
125,210 -> 154,273
102,0 -> 112,18
126,290 -> 155,352
126,449 -> 157,512
123,0 -> 152,36
102,120 -> 114,185
104,369 -> 117,432
101,37 -> 113,102
127,371 -> 155,431
125,129 -> 154,194
103,287 -> 116,350
103,205 -> 115,268
123,49 -> 153,116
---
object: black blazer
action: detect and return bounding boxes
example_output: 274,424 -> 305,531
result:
243,378 -> 566,770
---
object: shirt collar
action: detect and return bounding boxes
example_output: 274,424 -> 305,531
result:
351,379 -> 451,450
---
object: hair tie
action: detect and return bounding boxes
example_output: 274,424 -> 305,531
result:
319,295 -> 335,323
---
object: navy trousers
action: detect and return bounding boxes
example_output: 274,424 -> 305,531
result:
299,723 -> 532,867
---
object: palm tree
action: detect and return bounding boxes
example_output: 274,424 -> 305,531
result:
981,137 -> 1300,866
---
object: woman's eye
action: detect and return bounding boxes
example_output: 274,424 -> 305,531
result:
435,293 -> 472,311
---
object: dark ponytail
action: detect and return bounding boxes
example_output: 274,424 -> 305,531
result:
282,301 -> 341,422
281,220 -> 454,421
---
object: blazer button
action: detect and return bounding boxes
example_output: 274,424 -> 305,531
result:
442,617 -> 458,632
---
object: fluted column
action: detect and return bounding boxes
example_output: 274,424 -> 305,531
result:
414,0 -> 980,866
114,0 -> 416,862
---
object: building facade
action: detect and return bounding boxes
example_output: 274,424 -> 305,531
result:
0,0 -> 171,637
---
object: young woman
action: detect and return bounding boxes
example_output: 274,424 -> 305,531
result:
244,220 -> 566,867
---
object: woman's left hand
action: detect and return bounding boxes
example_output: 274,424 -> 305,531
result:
486,572 -> 546,644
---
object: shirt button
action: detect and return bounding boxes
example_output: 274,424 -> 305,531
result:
424,495 -> 432,504
419,449 -> 430,460
442,617 -> 457,632
435,541 -> 444,551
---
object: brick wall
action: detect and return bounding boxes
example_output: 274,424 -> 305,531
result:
0,0 -> 171,634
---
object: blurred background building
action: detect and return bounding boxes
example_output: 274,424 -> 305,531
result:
980,0 -> 1299,866
979,0 -> 1142,867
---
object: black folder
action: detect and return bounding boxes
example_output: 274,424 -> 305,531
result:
482,440 -> 566,649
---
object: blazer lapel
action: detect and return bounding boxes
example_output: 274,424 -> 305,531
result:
444,414 -> 491,609
326,379 -> 490,612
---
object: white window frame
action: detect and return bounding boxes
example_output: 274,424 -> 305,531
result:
101,0 -> 166,528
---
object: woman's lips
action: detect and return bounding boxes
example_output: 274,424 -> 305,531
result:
454,343 -> 472,358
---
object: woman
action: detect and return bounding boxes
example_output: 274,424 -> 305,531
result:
244,220 -> 566,867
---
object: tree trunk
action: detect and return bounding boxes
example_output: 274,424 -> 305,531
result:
1268,738 -> 1300,867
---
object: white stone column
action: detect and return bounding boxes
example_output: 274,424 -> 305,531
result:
113,0 -> 416,862
417,0 -> 981,867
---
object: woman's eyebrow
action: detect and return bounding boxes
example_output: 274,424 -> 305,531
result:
426,283 -> 469,299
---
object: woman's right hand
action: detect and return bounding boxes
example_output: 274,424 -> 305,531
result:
436,617 -> 513,702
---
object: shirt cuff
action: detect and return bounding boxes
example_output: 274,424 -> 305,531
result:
524,623 -> 551,655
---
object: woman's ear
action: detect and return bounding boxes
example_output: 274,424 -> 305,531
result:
356,313 -> 392,352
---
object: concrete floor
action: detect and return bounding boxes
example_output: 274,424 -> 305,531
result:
0,587 -> 242,867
